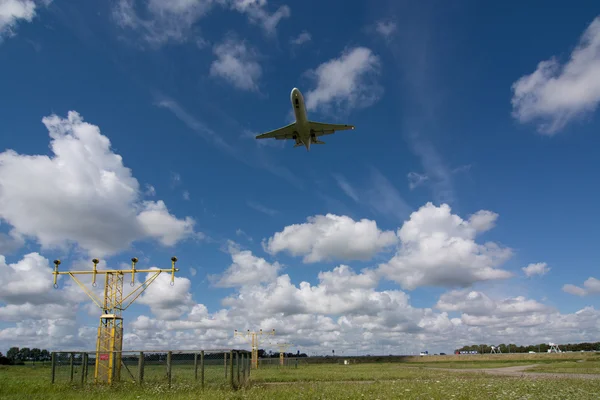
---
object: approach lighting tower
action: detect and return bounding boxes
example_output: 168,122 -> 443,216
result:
52,256 -> 179,384
234,328 -> 275,369
276,343 -> 292,366
549,342 -> 561,353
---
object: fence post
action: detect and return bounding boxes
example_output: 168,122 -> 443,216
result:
200,350 -> 205,390
224,351 -> 227,379
69,352 -> 74,383
241,353 -> 245,385
229,350 -> 234,389
84,353 -> 89,383
51,352 -> 56,384
236,351 -> 240,388
166,351 -> 172,387
138,352 -> 144,385
80,353 -> 86,385
247,352 -> 251,380
194,353 -> 198,381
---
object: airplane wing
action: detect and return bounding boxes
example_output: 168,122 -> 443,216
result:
255,122 -> 297,140
309,121 -> 355,137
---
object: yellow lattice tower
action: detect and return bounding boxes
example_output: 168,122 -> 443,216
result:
276,343 -> 292,366
234,328 -> 275,369
52,256 -> 179,384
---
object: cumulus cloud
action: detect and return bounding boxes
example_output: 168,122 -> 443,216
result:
2,249 -> 599,355
563,277 -> 600,296
210,241 -> 281,287
436,289 -> 552,318
210,36 -> 262,91
0,111 -> 198,257
263,214 -> 398,263
0,0 -> 47,43
304,47 -> 382,114
522,262 -> 550,277
112,0 -> 289,46
511,16 -> 600,134
378,203 -> 513,290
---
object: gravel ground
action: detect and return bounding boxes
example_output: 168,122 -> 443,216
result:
427,364 -> 600,380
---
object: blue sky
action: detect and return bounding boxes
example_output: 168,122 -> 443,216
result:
0,0 -> 599,355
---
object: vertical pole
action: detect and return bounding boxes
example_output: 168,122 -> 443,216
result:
236,351 -> 240,387
229,350 -> 234,389
166,351 -> 172,387
69,353 -> 74,383
200,351 -> 205,390
80,353 -> 86,385
194,353 -> 198,381
224,351 -> 227,379
241,353 -> 245,385
137,352 -> 144,385
51,352 -> 56,384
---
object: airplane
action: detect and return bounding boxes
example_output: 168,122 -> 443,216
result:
255,87 -> 355,151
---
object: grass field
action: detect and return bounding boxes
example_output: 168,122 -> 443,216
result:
1,353 -> 600,399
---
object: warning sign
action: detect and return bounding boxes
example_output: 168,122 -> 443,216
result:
100,354 -> 109,361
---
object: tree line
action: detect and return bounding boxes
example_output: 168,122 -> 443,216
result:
1,347 -> 52,365
455,342 -> 600,354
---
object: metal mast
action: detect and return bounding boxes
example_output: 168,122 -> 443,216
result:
52,256 -> 179,384
234,328 -> 275,369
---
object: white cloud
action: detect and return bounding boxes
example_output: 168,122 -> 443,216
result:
0,0 -> 43,42
136,269 -> 195,320
304,47 -> 382,114
375,20 -> 396,38
144,184 -> 156,196
224,0 -> 290,35
264,213 -> 398,263
0,111 -> 198,257
436,289 -> 552,318
183,190 -> 190,200
210,241 -> 281,287
112,0 -> 214,46
291,30 -> 310,45
210,36 -> 262,91
112,0 -> 289,46
511,16 -> 600,134
2,249 -> 599,355
522,262 -> 550,277
378,203 -> 513,290
189,267 -> 197,277
563,277 -> 600,296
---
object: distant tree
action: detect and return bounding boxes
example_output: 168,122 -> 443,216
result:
40,349 -> 50,361
6,347 -> 19,361
30,348 -> 42,362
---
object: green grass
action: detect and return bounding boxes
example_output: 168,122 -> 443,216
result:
1,360 -> 600,399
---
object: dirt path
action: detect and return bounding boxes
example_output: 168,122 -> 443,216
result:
257,365 -> 600,385
425,364 -> 600,380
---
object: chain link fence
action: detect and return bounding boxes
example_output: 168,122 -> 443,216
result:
50,350 -> 251,389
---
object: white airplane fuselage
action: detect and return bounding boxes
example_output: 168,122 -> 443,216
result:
290,87 -> 314,151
